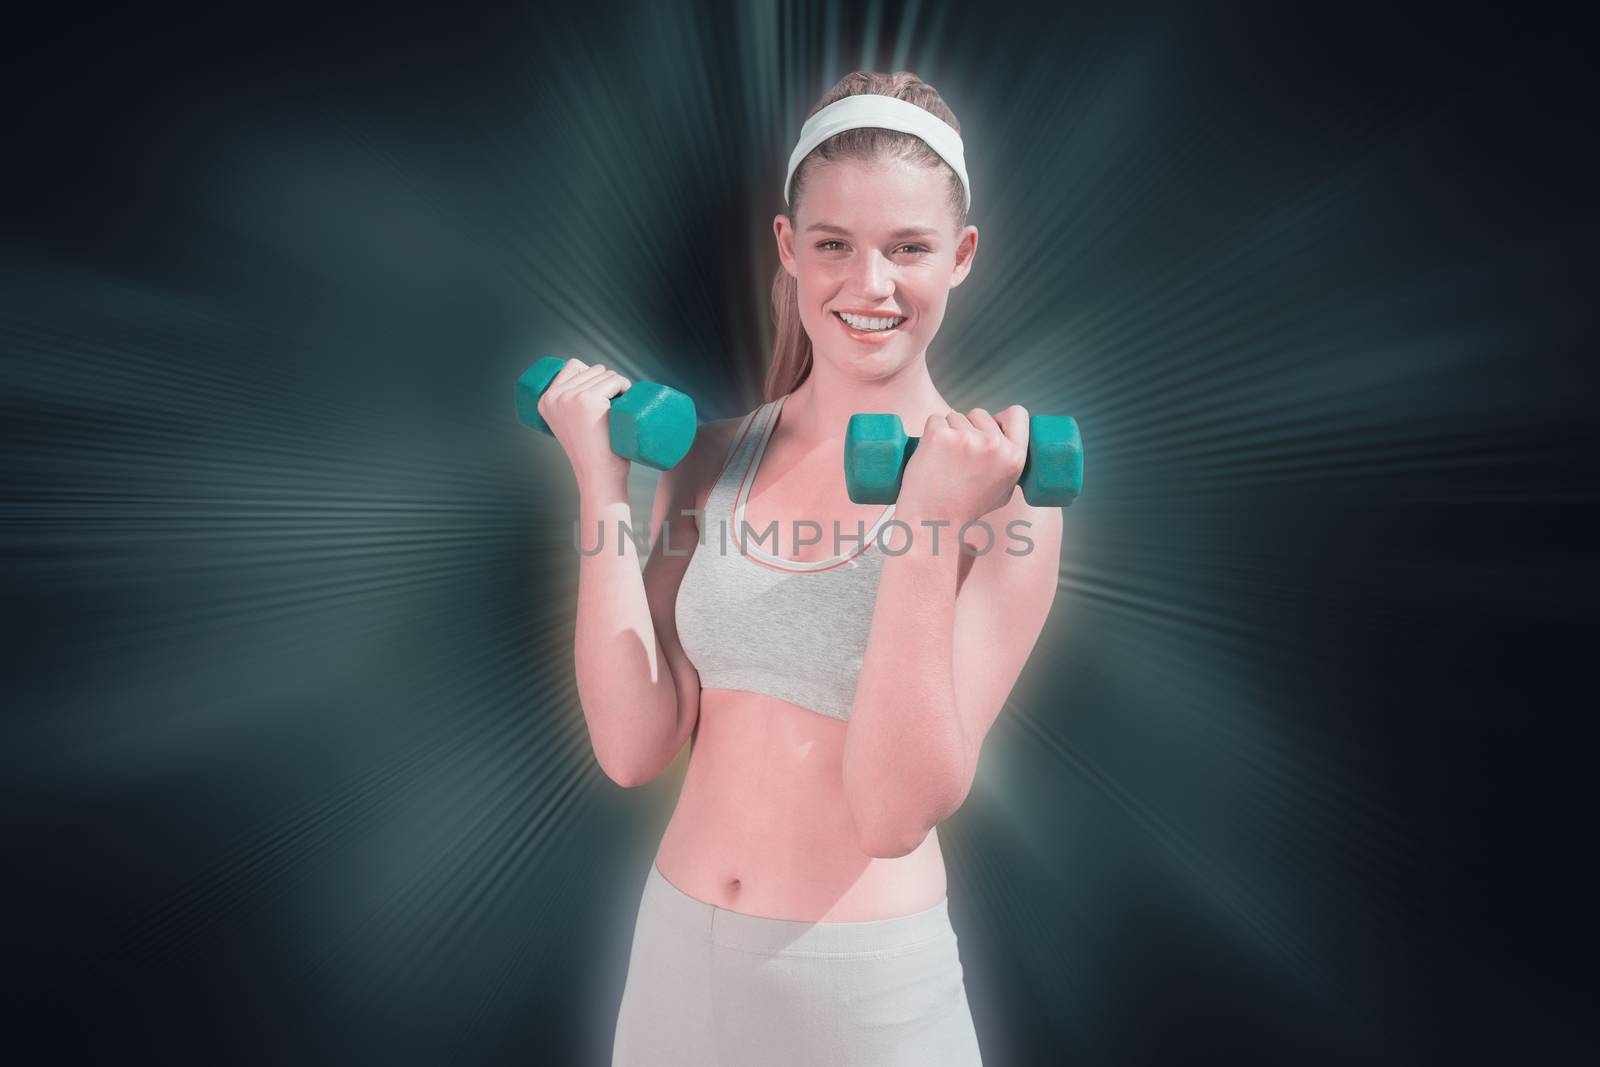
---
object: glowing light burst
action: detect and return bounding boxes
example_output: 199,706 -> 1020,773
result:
4,1 -> 1586,1062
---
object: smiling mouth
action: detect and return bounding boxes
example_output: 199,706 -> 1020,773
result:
833,311 -> 907,332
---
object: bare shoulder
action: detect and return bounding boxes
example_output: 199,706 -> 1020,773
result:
692,414 -> 745,465
685,415 -> 744,498
654,414 -> 745,520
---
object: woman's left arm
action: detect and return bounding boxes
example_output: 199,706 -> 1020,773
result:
844,488 -> 1064,858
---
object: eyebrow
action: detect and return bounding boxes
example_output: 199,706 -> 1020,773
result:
805,223 -> 940,240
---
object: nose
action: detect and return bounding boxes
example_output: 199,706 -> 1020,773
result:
853,249 -> 895,300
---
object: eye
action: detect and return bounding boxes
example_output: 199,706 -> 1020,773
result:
814,241 -> 931,254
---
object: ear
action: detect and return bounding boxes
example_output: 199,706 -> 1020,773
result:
949,224 -> 979,288
774,214 -> 799,279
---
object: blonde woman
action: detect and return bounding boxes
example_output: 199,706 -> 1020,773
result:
540,71 -> 1062,1066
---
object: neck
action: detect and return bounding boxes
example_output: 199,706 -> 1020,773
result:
778,353 -> 950,446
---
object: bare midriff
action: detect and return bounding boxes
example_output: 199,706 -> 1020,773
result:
653,687 -> 948,922
653,414 -> 949,922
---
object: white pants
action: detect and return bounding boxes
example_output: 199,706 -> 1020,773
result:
612,861 -> 984,1066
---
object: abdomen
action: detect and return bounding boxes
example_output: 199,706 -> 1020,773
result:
653,688 -> 948,921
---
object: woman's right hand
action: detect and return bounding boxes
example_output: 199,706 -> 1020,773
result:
537,357 -> 635,492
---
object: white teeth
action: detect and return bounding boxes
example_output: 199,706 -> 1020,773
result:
837,311 -> 904,331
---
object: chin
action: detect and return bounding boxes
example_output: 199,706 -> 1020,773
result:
804,313 -> 926,375
815,343 -> 918,381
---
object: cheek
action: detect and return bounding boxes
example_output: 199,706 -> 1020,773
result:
906,283 -> 945,323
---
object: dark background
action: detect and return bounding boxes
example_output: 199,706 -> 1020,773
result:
3,1 -> 1594,1064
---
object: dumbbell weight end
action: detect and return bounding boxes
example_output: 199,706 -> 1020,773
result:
515,356 -> 698,471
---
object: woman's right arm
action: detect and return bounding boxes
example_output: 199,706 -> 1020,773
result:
573,454 -> 706,787
539,359 -> 709,787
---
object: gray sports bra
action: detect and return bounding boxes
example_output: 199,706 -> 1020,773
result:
674,393 -> 898,721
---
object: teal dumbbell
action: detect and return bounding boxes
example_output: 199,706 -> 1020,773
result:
844,413 -> 1084,507
515,357 -> 698,471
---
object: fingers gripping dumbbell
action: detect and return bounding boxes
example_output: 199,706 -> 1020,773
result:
844,413 -> 1084,507
514,356 -> 698,471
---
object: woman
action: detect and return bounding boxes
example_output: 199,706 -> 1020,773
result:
540,71 -> 1062,1066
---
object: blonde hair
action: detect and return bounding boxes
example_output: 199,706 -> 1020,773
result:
765,71 -> 968,402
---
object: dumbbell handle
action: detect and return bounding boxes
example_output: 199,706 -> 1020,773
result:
515,357 -> 697,471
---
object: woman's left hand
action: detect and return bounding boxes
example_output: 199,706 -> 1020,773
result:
896,406 -> 1031,529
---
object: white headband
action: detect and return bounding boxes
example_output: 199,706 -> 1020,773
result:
784,94 -> 971,213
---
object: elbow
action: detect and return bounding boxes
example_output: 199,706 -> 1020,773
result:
858,791 -> 969,857
846,770 -> 967,860
847,788 -> 918,858
859,824 -> 928,859
605,762 -> 653,789
587,690 -> 687,789
590,734 -> 663,789
596,751 -> 649,789
598,743 -> 673,789
852,800 -> 942,859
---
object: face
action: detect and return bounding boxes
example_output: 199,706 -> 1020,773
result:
774,157 -> 978,381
